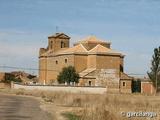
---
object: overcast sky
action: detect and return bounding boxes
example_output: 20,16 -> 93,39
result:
0,0 -> 160,76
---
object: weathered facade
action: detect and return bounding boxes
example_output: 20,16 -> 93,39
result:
141,81 -> 155,95
120,73 -> 133,93
0,72 -> 5,82
39,33 -> 132,92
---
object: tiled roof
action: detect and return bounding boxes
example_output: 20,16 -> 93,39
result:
79,68 -> 96,77
120,72 -> 133,80
76,36 -> 110,44
40,35 -> 124,56
41,44 -> 124,56
55,44 -> 88,55
48,33 -> 70,39
89,44 -> 123,55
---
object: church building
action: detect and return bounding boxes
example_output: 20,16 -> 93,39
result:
39,33 -> 132,93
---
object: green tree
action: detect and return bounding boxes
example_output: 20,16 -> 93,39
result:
57,66 -> 79,85
132,79 -> 141,93
147,47 -> 160,93
2,73 -> 22,83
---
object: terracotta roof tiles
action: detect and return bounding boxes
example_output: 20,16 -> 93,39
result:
55,44 -> 87,55
76,36 -> 110,44
89,44 -> 123,55
120,72 -> 133,80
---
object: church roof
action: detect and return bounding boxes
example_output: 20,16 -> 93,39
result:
79,68 -> 96,77
76,36 -> 110,44
88,44 -> 123,56
48,33 -> 70,39
40,35 -> 124,57
55,44 -> 88,55
42,44 -> 124,57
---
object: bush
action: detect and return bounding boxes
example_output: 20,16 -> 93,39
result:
2,73 -> 22,83
57,66 -> 79,84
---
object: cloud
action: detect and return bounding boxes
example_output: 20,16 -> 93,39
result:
0,41 -> 40,57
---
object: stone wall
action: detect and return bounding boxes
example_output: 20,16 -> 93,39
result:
0,72 -> 5,81
95,69 -> 120,93
120,80 -> 132,93
96,55 -> 120,71
141,81 -> 155,95
46,55 -> 74,82
74,54 -> 88,72
39,58 -> 47,84
0,83 -> 10,88
12,83 -> 107,94
39,54 -> 75,84
87,55 -> 96,68
48,36 -> 70,52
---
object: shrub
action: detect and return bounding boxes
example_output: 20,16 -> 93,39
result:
2,73 -> 22,83
57,66 -> 79,84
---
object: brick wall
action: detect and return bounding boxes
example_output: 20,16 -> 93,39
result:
0,83 -> 10,88
141,82 -> 155,95
74,54 -> 88,72
120,80 -> 132,93
0,72 -> 5,81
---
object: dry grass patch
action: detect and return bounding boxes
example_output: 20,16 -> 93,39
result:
1,89 -> 160,120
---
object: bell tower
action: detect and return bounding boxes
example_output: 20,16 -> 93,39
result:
48,33 -> 70,52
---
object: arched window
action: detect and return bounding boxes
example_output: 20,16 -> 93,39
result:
65,59 -> 67,63
56,60 -> 58,64
50,41 -> 53,49
89,81 -> 92,86
61,41 -> 65,48
123,82 -> 126,86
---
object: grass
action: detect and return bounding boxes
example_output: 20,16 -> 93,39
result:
0,88 -> 160,120
62,112 -> 80,120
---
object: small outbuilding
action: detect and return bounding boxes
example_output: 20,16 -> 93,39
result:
141,80 -> 155,95
120,72 -> 133,93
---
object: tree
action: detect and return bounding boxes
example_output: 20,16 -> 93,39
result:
2,73 -> 22,83
57,66 -> 79,85
147,47 -> 160,93
132,79 -> 141,93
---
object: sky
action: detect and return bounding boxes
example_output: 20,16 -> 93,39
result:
0,0 -> 160,76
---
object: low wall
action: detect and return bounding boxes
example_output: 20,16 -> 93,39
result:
141,81 -> 155,95
12,83 -> 107,94
0,83 -> 10,89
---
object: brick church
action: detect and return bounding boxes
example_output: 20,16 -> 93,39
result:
39,33 -> 133,93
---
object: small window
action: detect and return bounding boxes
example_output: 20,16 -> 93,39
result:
89,81 -> 92,86
61,41 -> 64,48
122,82 -> 126,86
56,60 -> 58,64
61,41 -> 65,48
65,59 -> 67,63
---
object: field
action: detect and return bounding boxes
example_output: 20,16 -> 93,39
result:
0,89 -> 160,120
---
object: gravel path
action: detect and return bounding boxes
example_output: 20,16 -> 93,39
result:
0,93 -> 53,120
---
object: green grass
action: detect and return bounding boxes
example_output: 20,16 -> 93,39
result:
62,112 -> 80,120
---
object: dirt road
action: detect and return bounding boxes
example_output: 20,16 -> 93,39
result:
0,93 -> 53,120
